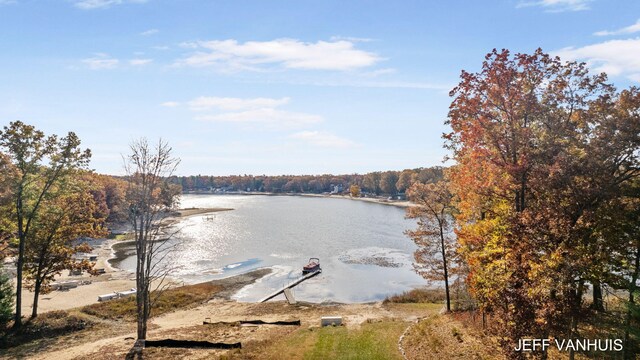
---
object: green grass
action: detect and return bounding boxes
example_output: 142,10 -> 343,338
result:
107,232 -> 133,241
255,320 -> 407,360
305,322 -> 405,360
81,282 -> 222,320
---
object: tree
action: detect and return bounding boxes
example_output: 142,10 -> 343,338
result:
0,121 -> 90,328
380,171 -> 399,195
349,184 -> 361,198
363,172 -> 381,195
124,138 -> 180,344
24,176 -> 108,318
395,169 -> 414,194
405,181 -> 457,312
445,49 -> 640,357
0,153 -> 17,260
0,270 -> 13,328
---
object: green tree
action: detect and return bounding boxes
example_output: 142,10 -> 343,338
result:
0,121 -> 90,328
0,270 -> 13,328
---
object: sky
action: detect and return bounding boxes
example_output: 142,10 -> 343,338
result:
0,0 -> 639,176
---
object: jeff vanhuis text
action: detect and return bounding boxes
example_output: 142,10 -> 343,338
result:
515,338 -> 623,352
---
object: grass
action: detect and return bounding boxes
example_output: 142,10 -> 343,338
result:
108,232 -> 133,241
402,314 -> 503,360
81,282 -> 222,320
304,321 -> 407,360
231,320 -> 408,360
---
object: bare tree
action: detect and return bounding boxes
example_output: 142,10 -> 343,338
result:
405,180 -> 457,312
123,138 -> 180,344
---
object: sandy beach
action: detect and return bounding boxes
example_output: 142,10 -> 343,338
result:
19,207 -> 233,316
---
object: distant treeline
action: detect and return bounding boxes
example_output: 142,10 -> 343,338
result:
170,167 -> 444,195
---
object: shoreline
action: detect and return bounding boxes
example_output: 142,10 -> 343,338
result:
183,191 -> 414,208
20,207 -> 237,315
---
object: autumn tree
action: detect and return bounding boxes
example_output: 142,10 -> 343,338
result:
24,175 -> 108,318
445,49 -> 640,357
380,171 -> 399,195
395,169 -> 414,194
405,180 -> 457,312
0,121 -> 90,328
124,138 -> 180,345
363,172 -> 381,195
349,184 -> 361,198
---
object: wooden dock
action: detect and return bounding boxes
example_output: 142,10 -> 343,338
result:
260,270 -> 322,303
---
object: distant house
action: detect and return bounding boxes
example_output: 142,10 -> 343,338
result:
330,184 -> 343,194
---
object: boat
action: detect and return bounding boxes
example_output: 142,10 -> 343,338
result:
302,257 -> 321,274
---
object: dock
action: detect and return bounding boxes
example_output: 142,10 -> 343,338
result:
260,270 -> 322,303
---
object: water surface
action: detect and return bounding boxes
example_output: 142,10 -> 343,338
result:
111,194 -> 426,303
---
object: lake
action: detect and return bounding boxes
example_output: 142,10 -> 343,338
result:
110,194 -> 427,303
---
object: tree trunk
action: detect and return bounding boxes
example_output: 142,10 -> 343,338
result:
31,277 -> 41,318
438,216 -> 451,312
568,280 -> 584,360
136,230 -> 147,340
591,280 -> 605,312
14,188 -> 24,328
623,243 -> 639,360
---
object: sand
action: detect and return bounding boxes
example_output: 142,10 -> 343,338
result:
19,207 -> 231,316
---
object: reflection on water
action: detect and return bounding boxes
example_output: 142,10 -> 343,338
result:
111,194 -> 427,303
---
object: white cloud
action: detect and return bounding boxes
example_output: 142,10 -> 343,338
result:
0,0 -> 16,5
329,36 -> 374,43
175,38 -> 381,71
73,0 -> 148,10
594,19 -> 640,36
161,101 -> 180,107
289,131 -> 356,149
82,53 -> 119,69
517,0 -> 592,12
184,96 -> 322,129
292,79 -> 451,90
196,108 -> 322,128
361,68 -> 397,77
554,38 -> 640,81
129,58 -> 153,66
153,45 -> 170,51
188,96 -> 290,111
140,28 -> 159,36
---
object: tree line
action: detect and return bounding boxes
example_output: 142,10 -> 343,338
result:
406,49 -> 640,359
172,167 -> 444,196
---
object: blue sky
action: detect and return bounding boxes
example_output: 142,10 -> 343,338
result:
1,0 -> 639,176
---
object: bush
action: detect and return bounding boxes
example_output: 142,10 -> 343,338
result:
0,270 -> 13,327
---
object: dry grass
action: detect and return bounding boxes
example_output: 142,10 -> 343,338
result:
401,314 -> 504,360
81,282 -> 223,320
384,288 -> 446,304
0,310 -> 94,350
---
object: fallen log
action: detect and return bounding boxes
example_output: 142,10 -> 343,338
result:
203,319 -> 301,326
144,339 -> 241,349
